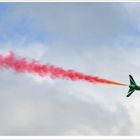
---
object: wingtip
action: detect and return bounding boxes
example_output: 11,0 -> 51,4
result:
126,94 -> 131,97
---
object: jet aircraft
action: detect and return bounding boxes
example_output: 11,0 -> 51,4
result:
126,75 -> 140,97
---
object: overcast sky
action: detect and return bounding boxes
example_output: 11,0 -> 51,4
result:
1,2 -> 140,136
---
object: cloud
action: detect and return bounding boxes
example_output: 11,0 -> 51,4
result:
0,38 -> 136,135
0,3 -> 130,46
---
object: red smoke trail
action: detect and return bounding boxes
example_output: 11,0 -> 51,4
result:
0,52 -> 127,86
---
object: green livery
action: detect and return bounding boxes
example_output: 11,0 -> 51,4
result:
126,75 -> 140,97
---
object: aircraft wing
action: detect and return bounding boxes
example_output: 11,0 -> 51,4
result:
126,89 -> 135,97
129,75 -> 136,85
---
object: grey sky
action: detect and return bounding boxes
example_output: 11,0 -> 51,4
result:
0,2 -> 140,136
